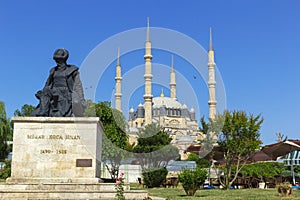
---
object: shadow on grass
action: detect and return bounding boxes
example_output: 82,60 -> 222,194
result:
177,194 -> 209,198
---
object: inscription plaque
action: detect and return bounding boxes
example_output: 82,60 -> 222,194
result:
76,159 -> 92,167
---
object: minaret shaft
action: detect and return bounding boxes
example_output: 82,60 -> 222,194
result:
115,48 -> 122,112
208,28 -> 217,120
170,55 -> 176,100
144,18 -> 153,125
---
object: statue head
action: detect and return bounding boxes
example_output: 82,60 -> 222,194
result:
53,48 -> 69,63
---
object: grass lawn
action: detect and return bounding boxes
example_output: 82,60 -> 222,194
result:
131,183 -> 300,200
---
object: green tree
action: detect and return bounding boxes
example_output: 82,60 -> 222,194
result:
94,101 -> 129,179
199,116 -> 209,135
198,116 -> 216,159
0,102 -> 12,160
187,153 -> 210,168
133,123 -> 179,188
14,104 -> 35,116
212,110 -> 263,189
239,162 -> 285,179
293,165 -> 300,173
133,123 -> 179,169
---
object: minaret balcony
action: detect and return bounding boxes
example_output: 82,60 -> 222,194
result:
144,54 -> 153,59
208,80 -> 216,85
208,100 -> 217,105
114,93 -> 122,97
115,77 -> 123,81
143,94 -> 153,99
144,74 -> 153,79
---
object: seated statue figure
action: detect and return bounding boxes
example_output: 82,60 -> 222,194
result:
31,49 -> 86,117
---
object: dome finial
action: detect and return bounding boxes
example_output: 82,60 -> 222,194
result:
160,88 -> 165,97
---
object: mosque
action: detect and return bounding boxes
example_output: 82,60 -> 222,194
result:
113,20 -> 217,153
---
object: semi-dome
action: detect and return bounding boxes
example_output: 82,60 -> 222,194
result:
153,96 -> 182,109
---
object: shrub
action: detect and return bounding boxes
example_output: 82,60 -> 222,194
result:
142,167 -> 168,188
0,159 -> 11,180
178,167 -> 207,196
277,182 -> 292,197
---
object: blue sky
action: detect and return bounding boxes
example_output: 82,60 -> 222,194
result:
0,0 -> 299,145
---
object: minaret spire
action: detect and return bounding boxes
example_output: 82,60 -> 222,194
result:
209,27 -> 213,51
117,47 -> 120,66
208,28 -> 217,120
170,55 -> 177,100
146,17 -> 150,42
171,55 -> 174,72
115,47 -> 122,112
144,18 -> 153,125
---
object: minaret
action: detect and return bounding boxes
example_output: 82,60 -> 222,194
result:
208,28 -> 217,120
115,48 -> 122,112
143,18 -> 153,125
170,55 -> 177,100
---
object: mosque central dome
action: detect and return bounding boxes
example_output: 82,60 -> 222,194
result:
152,96 -> 182,109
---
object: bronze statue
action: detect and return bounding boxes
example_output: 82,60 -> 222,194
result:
31,49 -> 86,117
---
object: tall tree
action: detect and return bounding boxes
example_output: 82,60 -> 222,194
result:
212,110 -> 263,189
199,116 -> 209,135
198,116 -> 216,159
93,101 -> 129,179
14,104 -> 35,116
0,102 -> 12,159
133,123 -> 179,170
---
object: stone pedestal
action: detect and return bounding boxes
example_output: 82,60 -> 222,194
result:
8,117 -> 102,184
0,117 -> 148,199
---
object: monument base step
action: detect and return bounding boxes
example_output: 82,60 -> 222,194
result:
0,183 -> 149,200
6,178 -> 103,184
